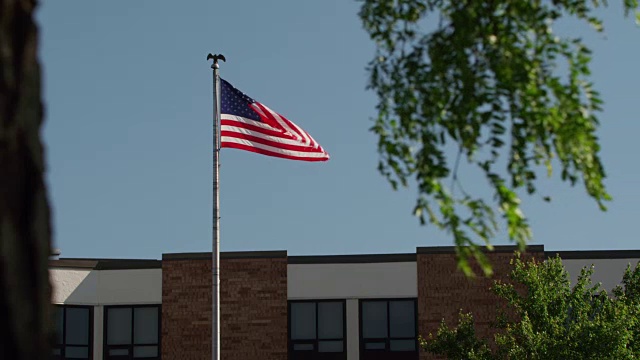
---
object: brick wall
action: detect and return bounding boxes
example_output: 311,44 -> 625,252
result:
417,246 -> 544,359
162,252 -> 288,360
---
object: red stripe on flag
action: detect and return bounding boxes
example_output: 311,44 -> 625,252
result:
221,142 -> 329,162
221,119 -> 287,138
220,130 -> 313,152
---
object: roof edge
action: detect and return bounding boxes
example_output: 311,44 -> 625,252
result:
417,244 -> 545,254
50,259 -> 161,270
51,247 -> 640,268
163,250 -> 288,261
49,259 -> 98,269
547,250 -> 640,259
288,253 -> 416,264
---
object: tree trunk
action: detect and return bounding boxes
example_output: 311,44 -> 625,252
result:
0,0 -> 53,359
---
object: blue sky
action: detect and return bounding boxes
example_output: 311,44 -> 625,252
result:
37,1 -> 639,260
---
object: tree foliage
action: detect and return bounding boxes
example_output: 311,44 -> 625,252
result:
359,0 -> 639,275
421,255 -> 640,359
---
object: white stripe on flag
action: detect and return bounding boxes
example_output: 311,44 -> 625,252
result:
220,137 -> 329,158
221,125 -> 306,147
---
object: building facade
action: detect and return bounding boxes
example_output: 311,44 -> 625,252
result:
49,246 -> 640,360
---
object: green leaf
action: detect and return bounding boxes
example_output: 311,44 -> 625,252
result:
359,0 -> 625,276
422,256 -> 640,358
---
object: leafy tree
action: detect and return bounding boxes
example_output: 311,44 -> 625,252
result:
421,255 -> 640,359
359,0 -> 640,275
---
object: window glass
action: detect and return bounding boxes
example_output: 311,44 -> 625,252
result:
109,349 -> 129,356
55,307 -> 64,344
361,299 -> 418,358
107,308 -> 132,345
134,307 -> 159,344
364,342 -> 386,350
289,300 -> 346,357
318,340 -> 343,352
293,343 -> 314,351
66,308 -> 90,345
65,346 -> 89,359
291,302 -> 316,340
390,339 -> 415,351
105,305 -> 160,360
318,302 -> 343,339
133,345 -> 158,358
362,301 -> 387,338
389,300 -> 415,338
53,306 -> 93,360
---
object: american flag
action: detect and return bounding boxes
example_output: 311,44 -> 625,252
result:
220,79 -> 330,162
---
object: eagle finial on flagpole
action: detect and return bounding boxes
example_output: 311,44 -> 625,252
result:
207,53 -> 226,69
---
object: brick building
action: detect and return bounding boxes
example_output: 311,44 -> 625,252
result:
49,245 -> 640,360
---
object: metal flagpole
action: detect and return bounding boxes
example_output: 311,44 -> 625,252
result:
207,52 -> 225,360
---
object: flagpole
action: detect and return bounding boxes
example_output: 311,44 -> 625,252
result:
207,52 -> 225,360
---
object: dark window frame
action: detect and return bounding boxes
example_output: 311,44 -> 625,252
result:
288,299 -> 347,360
53,304 -> 94,360
358,298 -> 418,360
103,304 -> 161,360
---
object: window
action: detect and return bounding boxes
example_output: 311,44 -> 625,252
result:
359,299 -> 417,360
52,305 -> 93,360
104,305 -> 161,360
288,300 -> 346,360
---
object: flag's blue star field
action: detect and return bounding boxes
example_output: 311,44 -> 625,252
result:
220,79 -> 262,122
